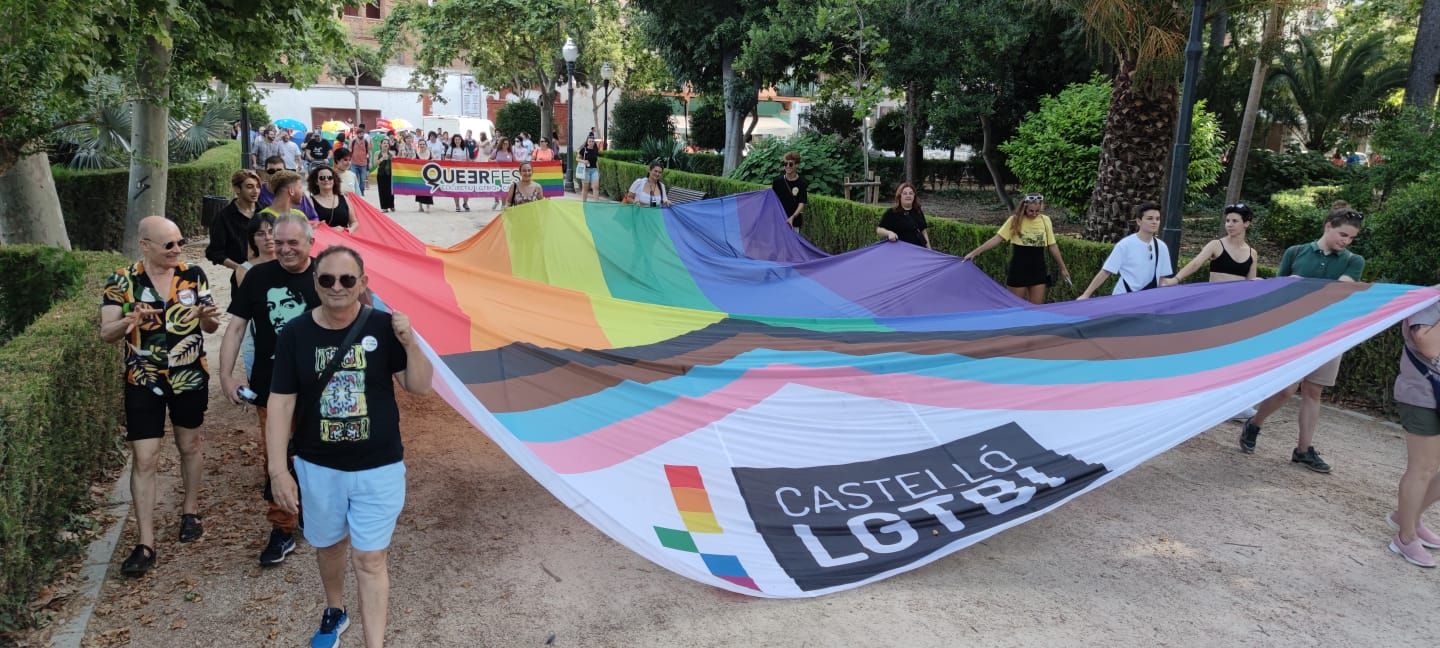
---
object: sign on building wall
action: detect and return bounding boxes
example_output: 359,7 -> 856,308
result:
461,75 -> 482,117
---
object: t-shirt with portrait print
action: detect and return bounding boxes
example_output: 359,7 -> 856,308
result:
227,258 -> 321,405
270,310 -> 409,472
101,260 -> 216,395
997,214 -> 1057,248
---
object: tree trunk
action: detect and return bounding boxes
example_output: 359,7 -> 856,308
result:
1083,57 -> 1179,242
537,85 -> 555,145
903,81 -> 921,186
1405,0 -> 1440,110
1198,6 -> 1228,91
1226,5 -> 1285,205
353,61 -> 363,126
124,31 -> 173,257
0,149 -> 71,249
722,46 -> 744,174
978,114 -> 1012,211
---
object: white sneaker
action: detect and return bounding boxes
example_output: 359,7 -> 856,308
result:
1231,406 -> 1258,422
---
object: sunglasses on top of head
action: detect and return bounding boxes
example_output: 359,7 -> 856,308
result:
1023,194 -> 1044,203
317,273 -> 359,289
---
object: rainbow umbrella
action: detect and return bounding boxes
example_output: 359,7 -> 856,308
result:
386,117 -> 413,131
320,119 -> 352,133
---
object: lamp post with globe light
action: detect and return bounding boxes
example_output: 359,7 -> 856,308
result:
601,61 -> 614,151
562,37 -> 579,191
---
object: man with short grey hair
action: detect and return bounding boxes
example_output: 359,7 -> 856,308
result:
253,127 -> 288,170
220,212 -> 322,566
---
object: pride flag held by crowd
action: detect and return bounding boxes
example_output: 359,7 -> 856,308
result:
314,190 -> 1438,598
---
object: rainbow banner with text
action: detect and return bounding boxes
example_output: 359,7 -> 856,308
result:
389,158 -> 563,198
317,191 -> 1438,598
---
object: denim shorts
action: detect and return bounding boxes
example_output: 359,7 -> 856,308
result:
579,166 -> 599,183
294,457 -> 406,551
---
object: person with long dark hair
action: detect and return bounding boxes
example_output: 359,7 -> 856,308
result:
625,161 -> 671,207
964,193 -> 1071,303
307,164 -> 353,229
444,134 -> 471,212
876,183 -> 930,248
377,130 -> 397,213
504,161 -> 546,207
577,135 -> 601,202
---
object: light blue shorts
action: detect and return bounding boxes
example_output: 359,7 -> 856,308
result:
579,166 -> 599,183
294,457 -> 406,551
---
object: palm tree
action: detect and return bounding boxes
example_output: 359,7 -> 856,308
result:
1046,0 -> 1193,242
1271,33 -> 1408,152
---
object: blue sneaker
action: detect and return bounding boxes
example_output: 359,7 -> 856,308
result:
310,607 -> 349,648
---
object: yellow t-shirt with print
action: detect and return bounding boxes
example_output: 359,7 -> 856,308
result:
998,214 -> 1056,248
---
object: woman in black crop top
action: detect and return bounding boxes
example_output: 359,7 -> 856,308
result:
1163,203 -> 1258,285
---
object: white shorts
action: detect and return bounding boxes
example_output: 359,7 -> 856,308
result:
294,457 -> 406,551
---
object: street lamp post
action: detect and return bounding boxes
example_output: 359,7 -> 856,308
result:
601,61 -> 614,151
1161,0 -> 1208,269
562,37 -> 579,192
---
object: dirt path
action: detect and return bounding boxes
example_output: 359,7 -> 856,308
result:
36,193 -> 1440,646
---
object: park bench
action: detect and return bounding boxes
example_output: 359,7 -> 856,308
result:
667,187 -> 707,204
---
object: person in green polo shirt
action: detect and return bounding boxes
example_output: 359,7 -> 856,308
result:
1239,208 -> 1366,473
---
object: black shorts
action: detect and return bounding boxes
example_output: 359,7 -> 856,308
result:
124,386 -> 208,441
1006,245 -> 1049,288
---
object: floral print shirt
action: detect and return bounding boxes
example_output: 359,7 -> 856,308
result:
101,260 -> 215,395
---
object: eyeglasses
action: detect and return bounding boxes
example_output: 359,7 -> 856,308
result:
317,175 -> 335,181
784,161 -> 796,167
317,273 -> 359,289
265,168 -> 284,174
143,238 -> 187,250
1023,194 -> 1044,202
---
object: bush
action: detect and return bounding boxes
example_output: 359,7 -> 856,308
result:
1367,107 -> 1440,199
494,99 -> 542,141
0,246 -> 85,343
1261,185 -> 1338,252
612,94 -> 675,149
866,156 -> 1016,198
1365,176 -> 1440,285
1001,77 -> 1223,214
728,132 -> 863,197
0,249 -> 128,633
801,99 -> 862,142
52,140 -> 239,250
689,101 -> 726,151
871,110 -> 908,155
1237,148 -> 1347,202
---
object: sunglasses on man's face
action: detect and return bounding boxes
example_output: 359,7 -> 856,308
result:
784,161 -> 796,167
266,167 -> 283,174
317,273 -> 359,289
144,238 -> 187,250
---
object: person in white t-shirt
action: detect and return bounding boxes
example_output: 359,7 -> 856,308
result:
1077,201 -> 1173,299
281,130 -> 304,171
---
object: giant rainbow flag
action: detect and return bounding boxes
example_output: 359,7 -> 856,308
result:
319,190 -> 1437,597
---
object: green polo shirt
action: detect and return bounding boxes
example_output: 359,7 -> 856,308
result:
1278,241 -> 1364,281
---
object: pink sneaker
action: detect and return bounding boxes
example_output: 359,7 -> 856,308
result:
1386,512 -> 1440,549
1388,535 -> 1437,568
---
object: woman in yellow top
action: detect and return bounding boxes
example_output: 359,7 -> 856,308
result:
964,194 -> 1071,304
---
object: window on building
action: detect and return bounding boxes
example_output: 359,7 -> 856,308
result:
343,2 -> 381,18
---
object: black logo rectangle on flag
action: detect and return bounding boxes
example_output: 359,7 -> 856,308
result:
732,422 -> 1108,591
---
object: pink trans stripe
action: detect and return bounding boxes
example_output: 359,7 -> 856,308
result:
524,292 -> 1429,474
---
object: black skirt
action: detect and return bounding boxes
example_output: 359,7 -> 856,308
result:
1006,244 -> 1048,288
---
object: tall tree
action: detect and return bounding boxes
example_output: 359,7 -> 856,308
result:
1407,0 -> 1440,109
631,0 -> 786,173
1225,3 -> 1285,205
379,0 -> 617,145
1046,0 -> 1194,242
114,0 -> 349,255
332,44 -> 387,128
1273,33 -> 1409,152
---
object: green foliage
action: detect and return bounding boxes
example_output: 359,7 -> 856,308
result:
871,111 -> 907,155
1236,148 -> 1349,202
1366,107 -> 1440,198
51,141 -> 238,250
494,100 -> 542,141
611,94 -> 676,149
689,101 -> 726,151
1261,185 -> 1339,252
0,249 -> 128,633
638,137 -> 693,172
1365,177 -> 1440,284
1272,33 -> 1410,152
0,246 -> 85,343
728,132 -> 862,197
801,99 -> 862,142
48,80 -> 237,169
604,149 -> 723,175
999,78 -> 1109,213
1001,77 -> 1224,214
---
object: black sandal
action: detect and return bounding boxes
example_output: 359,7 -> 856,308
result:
120,544 -> 156,577
179,513 -> 204,543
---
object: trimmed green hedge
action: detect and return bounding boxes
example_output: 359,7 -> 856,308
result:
1261,185 -> 1339,253
0,246 -> 85,343
52,141 -> 239,251
597,157 -> 1408,415
0,248 -> 128,633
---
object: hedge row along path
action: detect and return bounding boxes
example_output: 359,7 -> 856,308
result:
19,189 -> 1437,646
